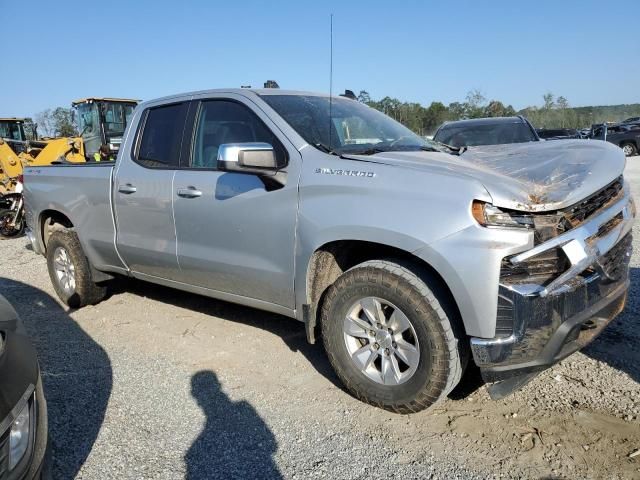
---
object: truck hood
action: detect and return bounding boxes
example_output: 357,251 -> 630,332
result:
347,139 -> 625,212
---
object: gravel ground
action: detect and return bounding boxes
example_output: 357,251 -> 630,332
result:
1,157 -> 639,479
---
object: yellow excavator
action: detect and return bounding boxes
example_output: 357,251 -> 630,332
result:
0,98 -> 139,195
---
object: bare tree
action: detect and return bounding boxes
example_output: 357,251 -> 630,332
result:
543,92 -> 555,110
34,107 -> 76,138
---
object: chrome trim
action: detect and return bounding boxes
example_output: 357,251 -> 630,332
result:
217,142 -> 274,164
472,186 -> 634,350
509,188 -> 634,297
0,384 -> 34,435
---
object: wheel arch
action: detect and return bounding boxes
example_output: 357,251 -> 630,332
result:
300,239 -> 465,344
38,208 -> 74,252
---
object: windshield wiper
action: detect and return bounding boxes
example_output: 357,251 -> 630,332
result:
314,143 -> 339,156
425,142 -> 467,156
419,146 -> 440,153
352,147 -> 388,156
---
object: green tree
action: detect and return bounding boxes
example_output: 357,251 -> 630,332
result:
357,90 -> 371,103
556,96 -> 569,127
422,101 -> 448,134
484,100 -> 515,117
447,102 -> 465,120
35,107 -> 77,137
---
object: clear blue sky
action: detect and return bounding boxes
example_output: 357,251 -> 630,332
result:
2,0 -> 639,118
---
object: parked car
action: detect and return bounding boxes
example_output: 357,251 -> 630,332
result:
536,128 -> 582,140
621,116 -> 640,125
590,123 -> 640,156
433,116 -> 540,147
24,89 -> 634,412
0,294 -> 48,479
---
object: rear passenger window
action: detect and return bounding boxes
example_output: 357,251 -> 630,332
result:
136,103 -> 188,168
191,100 -> 286,169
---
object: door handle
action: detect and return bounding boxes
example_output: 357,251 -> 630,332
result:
118,184 -> 137,194
177,187 -> 203,198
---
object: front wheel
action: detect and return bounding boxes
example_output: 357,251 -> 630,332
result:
46,230 -> 107,308
0,209 -> 25,237
622,142 -> 637,157
321,260 -> 466,413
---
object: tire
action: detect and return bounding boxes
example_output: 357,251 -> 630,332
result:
46,230 -> 107,308
0,209 -> 25,237
621,142 -> 637,157
321,259 -> 467,413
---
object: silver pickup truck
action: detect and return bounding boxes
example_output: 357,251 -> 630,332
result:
23,89 -> 635,412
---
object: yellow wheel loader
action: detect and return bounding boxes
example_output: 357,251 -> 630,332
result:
0,118 -> 29,194
0,98 -> 138,194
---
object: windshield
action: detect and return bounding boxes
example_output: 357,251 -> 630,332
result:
102,102 -> 136,138
260,94 -> 438,155
76,103 -> 100,137
434,122 -> 538,147
0,121 -> 25,141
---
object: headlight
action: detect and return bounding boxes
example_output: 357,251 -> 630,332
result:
472,200 -> 535,229
9,401 -> 30,470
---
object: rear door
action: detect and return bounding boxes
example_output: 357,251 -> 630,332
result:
172,94 -> 300,308
113,101 -> 189,278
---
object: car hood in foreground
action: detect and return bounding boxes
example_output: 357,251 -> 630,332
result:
0,295 -> 39,423
347,139 -> 625,212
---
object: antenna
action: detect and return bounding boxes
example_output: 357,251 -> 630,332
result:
329,13 -> 333,151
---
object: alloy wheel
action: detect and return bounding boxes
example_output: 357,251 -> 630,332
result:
343,296 -> 420,385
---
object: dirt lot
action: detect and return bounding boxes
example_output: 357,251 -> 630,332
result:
1,158 -> 639,479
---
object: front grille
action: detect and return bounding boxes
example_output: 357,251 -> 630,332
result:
500,248 -> 570,286
598,233 -> 633,281
565,177 -> 623,226
0,429 -> 9,478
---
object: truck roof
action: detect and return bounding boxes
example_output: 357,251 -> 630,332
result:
0,117 -> 26,122
136,88 -> 335,108
72,97 -> 141,105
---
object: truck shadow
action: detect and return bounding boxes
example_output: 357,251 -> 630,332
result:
117,279 -> 483,401
116,279 -> 344,390
582,266 -> 640,383
185,370 -> 282,479
0,278 -> 112,479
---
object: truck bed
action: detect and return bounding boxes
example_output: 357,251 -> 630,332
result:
23,163 -> 125,271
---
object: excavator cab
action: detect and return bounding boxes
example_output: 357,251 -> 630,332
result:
73,98 -> 138,160
0,118 -> 27,153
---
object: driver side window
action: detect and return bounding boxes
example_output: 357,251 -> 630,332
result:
191,100 -> 286,169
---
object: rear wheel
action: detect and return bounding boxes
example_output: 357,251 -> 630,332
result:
46,230 -> 107,308
621,142 -> 637,157
0,209 -> 25,237
321,260 -> 466,413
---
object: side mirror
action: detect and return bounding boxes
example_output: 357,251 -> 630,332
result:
217,143 -> 279,174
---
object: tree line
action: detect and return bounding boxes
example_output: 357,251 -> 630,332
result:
358,90 -> 640,135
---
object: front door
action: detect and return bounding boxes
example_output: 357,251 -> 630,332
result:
172,96 -> 299,308
113,101 -> 189,278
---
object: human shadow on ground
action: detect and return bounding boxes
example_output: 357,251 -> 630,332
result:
0,278 -> 112,479
583,266 -> 640,383
185,370 -> 282,479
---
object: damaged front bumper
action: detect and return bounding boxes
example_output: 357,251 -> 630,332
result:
471,186 -> 635,399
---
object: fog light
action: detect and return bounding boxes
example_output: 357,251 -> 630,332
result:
9,402 -> 30,470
